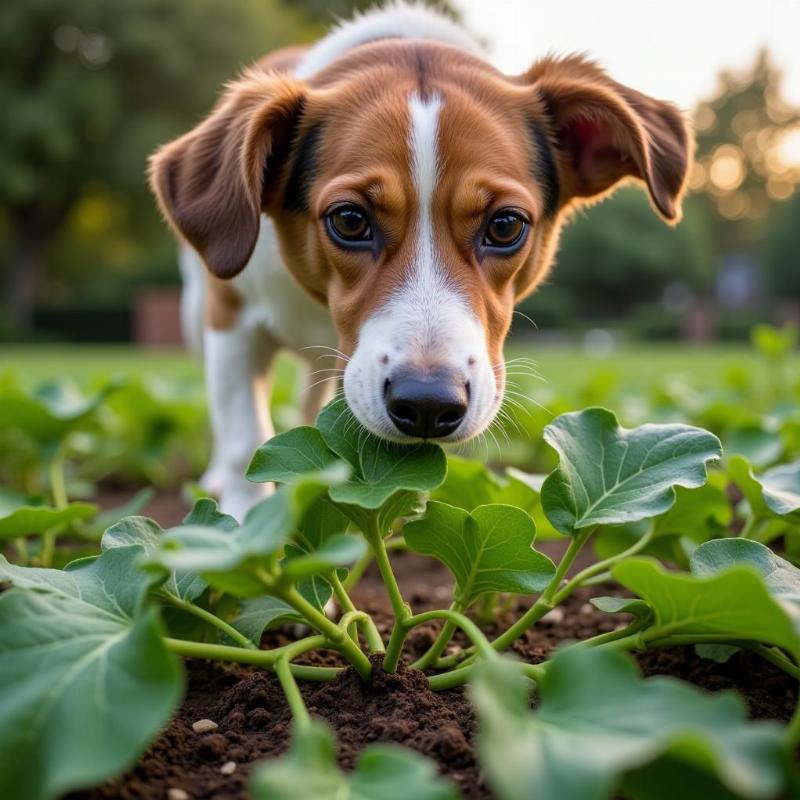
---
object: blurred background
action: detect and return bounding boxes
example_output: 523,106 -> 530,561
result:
1,0 -> 799,512
1,0 -> 798,346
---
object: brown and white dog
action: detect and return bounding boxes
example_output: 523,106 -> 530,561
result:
149,2 -> 691,520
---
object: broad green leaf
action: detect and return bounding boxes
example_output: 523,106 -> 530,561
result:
696,644 -> 740,664
281,535 -> 366,582
84,488 -> 155,540
404,502 -> 555,607
102,516 -> 206,602
652,481 -> 732,540
470,648 -> 787,800
433,457 -> 538,514
250,719 -> 459,800
246,427 -> 344,484
540,408 -> 722,535
182,497 -> 238,531
725,426 -> 783,469
229,575 -> 333,646
230,595 -> 305,644
0,501 -> 97,539
0,378 -> 117,444
729,456 -> 800,519
316,398 -> 447,511
613,558 -> 800,659
145,480 -> 335,597
0,547 -> 182,800
589,596 -> 652,622
691,539 -> 800,626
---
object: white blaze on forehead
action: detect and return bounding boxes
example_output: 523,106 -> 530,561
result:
404,92 -> 463,357
341,91 -> 500,442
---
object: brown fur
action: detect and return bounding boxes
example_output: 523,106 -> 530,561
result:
149,39 -> 692,359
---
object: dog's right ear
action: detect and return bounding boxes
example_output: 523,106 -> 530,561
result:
149,70 -> 304,279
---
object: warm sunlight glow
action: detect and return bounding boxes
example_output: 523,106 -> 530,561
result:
709,145 -> 746,191
778,126 -> 800,168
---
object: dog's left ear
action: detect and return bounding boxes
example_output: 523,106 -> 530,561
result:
524,55 -> 693,222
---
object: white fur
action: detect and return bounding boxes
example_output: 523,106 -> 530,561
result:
294,1 -> 482,79
343,93 -> 499,442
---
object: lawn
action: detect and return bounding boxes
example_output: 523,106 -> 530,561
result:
2,340 -> 786,393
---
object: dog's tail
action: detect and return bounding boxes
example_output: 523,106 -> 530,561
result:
178,244 -> 206,358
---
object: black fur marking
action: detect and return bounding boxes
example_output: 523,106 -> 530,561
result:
282,123 -> 323,213
529,122 -> 560,217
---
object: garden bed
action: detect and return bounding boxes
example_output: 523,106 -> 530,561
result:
75,521 -> 797,800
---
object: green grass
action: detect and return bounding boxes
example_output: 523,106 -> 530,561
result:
2,342 -> 791,395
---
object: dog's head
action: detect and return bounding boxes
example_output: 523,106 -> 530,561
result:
150,41 -> 691,443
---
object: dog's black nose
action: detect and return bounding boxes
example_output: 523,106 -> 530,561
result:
385,375 -> 467,439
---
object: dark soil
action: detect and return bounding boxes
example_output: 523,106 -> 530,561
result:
72,491 -> 798,800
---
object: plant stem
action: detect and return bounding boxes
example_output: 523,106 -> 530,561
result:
164,636 -> 341,681
406,609 -> 496,660
749,645 -> 800,680
158,591 -> 256,650
49,450 -> 68,509
329,571 -> 384,653
367,517 -> 409,622
278,585 -> 373,682
553,528 -> 654,606
14,537 -> 29,565
39,449 -> 69,568
275,657 -> 311,729
738,514 -> 759,539
488,527 -> 593,653
411,603 -> 460,671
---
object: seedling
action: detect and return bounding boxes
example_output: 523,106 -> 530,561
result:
3,398 -> 800,799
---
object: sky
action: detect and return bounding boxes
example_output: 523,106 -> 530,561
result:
455,0 -> 800,113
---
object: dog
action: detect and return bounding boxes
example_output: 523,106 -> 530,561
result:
149,2 -> 691,521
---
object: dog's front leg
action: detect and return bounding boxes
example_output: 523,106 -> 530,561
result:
202,323 -> 278,522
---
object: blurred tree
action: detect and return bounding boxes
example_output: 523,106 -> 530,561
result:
763,190 -> 800,300
0,0 -> 321,331
521,187 -> 713,321
691,49 -> 800,256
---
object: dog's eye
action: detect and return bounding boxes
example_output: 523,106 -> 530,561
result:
326,205 -> 372,244
484,211 -> 527,249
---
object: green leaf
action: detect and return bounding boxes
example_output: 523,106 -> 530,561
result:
316,398 -> 447,511
729,456 -> 800,519
0,501 -> 98,539
84,488 -> 155,540
182,497 -> 239,530
0,378 -> 117,445
540,408 -> 722,535
691,538 -> 800,626
613,557 -> 800,659
725,426 -> 783,469
589,596 -> 652,622
652,481 -> 732,540
281,535 -> 366,582
229,574 -> 334,646
0,547 -> 183,800
404,502 -> 555,607
102,516 -> 207,602
470,648 -> 787,800
433,457 -> 538,513
230,595 -> 304,644
247,427 -> 344,484
250,720 -> 459,800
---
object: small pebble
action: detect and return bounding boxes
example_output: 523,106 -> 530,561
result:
191,718 -> 218,734
580,603 -> 594,615
220,761 -> 237,776
542,607 -> 564,624
167,790 -> 189,800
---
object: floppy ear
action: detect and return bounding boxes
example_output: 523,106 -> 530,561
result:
526,55 -> 692,222
149,70 -> 305,279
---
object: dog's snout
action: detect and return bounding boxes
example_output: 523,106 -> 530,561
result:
385,374 -> 467,439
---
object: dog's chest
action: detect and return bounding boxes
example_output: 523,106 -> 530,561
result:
232,216 -> 336,350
